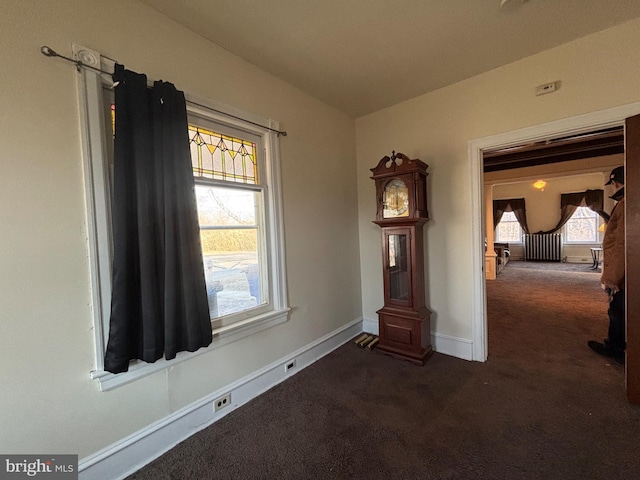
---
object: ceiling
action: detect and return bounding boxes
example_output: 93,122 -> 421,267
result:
140,0 -> 640,118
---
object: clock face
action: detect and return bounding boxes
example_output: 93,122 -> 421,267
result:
383,179 -> 409,218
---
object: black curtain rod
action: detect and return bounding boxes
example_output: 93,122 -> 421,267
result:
40,46 -> 287,137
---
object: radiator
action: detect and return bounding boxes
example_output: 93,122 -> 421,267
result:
523,233 -> 562,262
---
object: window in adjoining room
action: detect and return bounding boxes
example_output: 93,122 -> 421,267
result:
563,206 -> 601,244
495,211 -> 523,243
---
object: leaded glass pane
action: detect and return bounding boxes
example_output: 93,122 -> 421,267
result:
189,126 -> 257,184
110,104 -> 115,135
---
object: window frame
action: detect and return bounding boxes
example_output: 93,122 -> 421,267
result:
562,205 -> 602,245
75,44 -> 290,391
495,210 -> 523,244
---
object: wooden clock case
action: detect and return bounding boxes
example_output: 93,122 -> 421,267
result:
371,152 -> 433,365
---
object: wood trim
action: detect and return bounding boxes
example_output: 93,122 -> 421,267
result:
483,127 -> 623,172
625,114 -> 640,404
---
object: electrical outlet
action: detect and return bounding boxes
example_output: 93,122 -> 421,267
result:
213,393 -> 231,412
285,359 -> 296,372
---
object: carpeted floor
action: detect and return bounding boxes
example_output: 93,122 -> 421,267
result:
506,259 -> 600,273
128,261 -> 640,480
487,260 -> 608,364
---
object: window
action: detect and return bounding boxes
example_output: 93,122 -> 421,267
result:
76,45 -> 289,390
495,211 -> 523,243
189,121 -> 271,328
564,206 -> 600,244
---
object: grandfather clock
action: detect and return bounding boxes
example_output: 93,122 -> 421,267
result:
371,151 -> 432,365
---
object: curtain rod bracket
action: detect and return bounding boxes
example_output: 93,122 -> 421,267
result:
41,45 -> 103,75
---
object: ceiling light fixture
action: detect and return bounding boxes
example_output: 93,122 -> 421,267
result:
533,180 -> 547,191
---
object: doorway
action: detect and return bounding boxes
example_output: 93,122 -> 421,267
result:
469,102 -> 640,362
469,102 -> 640,403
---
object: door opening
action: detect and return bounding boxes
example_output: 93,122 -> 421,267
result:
469,102 -> 640,403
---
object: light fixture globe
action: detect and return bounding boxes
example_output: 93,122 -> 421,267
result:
533,180 -> 547,191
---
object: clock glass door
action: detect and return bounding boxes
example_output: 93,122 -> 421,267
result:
387,231 -> 411,303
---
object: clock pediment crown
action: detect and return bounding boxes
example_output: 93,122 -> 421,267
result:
370,151 -> 429,178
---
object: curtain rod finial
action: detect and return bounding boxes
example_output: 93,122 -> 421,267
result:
41,46 -> 57,57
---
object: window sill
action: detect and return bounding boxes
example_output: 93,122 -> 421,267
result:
90,307 -> 290,392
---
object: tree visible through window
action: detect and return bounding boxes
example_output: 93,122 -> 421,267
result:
564,206 -> 599,243
495,211 -> 523,243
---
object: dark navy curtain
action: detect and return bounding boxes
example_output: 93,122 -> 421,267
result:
104,64 -> 212,374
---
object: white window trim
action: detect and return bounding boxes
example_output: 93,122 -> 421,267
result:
75,44 -> 290,391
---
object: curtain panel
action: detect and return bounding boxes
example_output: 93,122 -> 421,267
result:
536,189 -> 606,234
493,198 -> 530,234
104,64 -> 212,374
583,189 -> 609,222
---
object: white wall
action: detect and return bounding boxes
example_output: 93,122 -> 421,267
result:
0,0 -> 360,460
356,18 -> 640,341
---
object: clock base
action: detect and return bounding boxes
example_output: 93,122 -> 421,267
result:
376,306 -> 433,366
376,343 -> 433,366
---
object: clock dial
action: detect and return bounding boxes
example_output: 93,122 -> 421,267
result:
383,179 -> 409,218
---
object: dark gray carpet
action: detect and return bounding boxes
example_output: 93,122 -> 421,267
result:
128,263 -> 640,480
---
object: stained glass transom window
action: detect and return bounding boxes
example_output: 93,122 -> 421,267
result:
189,126 -> 257,184
110,103 -> 115,135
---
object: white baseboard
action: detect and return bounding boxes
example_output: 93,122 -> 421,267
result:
362,317 -> 378,335
362,317 -> 473,361
431,333 -> 473,360
564,256 -> 595,264
79,318 -> 363,480
511,257 -> 594,264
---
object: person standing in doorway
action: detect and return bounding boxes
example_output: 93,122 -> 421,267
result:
589,166 -> 625,364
